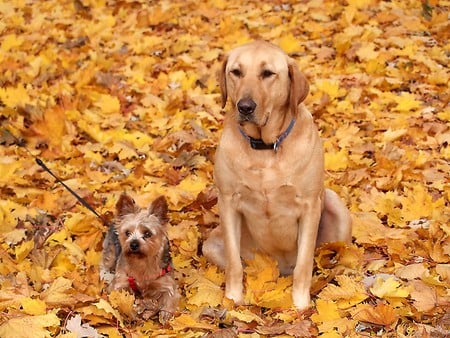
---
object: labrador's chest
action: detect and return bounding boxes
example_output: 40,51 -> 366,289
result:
232,164 -> 304,259
235,164 -> 303,215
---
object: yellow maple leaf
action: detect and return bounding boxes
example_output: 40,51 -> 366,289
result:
436,264 -> 450,284
393,92 -> 422,112
170,313 -> 216,331
370,277 -> 409,299
0,84 -> 31,108
228,309 -> 265,324
178,226 -> 200,257
168,70 -> 198,91
171,252 -> 193,269
242,252 -> 296,308
46,228 -> 69,246
0,311 -> 60,338
319,275 -> 368,309
91,92 -> 120,114
1,34 -> 24,52
0,157 -> 22,185
246,251 -> 279,273
320,332 -> 341,338
278,33 -> 302,54
108,290 -> 135,317
2,229 -> 27,245
185,274 -> 224,307
394,263 -> 428,280
401,184 -> 445,223
315,79 -> 341,101
245,252 -> 279,288
20,297 -> 47,315
311,299 -> 353,335
203,265 -> 225,285
40,277 -> 74,306
108,142 -> 138,160
249,277 -> 293,309
167,173 -> 209,210
325,148 -> 349,171
0,201 -> 30,233
437,108 -> 450,121
64,213 -> 97,235
93,298 -> 125,327
49,251 -> 76,274
356,42 -> 379,61
382,128 -> 407,142
311,299 -> 341,323
96,326 -> 123,338
85,249 -> 101,267
347,0 -> 374,8
14,240 -> 34,263
62,241 -> 85,263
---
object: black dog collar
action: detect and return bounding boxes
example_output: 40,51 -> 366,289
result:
239,119 -> 296,152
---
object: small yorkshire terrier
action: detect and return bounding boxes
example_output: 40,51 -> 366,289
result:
101,193 -> 179,323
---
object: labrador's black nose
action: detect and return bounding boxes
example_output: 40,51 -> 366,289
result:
237,98 -> 256,116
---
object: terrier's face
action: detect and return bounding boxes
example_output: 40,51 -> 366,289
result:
114,194 -> 168,258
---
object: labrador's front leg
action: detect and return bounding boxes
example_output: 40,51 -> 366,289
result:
219,194 -> 244,305
292,199 -> 321,310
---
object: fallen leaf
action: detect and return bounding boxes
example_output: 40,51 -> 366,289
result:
353,303 -> 398,326
20,297 -> 47,315
0,311 -> 60,338
409,280 -> 437,312
108,290 -> 135,318
370,277 -> 410,299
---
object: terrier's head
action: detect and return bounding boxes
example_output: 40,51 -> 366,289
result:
114,194 -> 168,259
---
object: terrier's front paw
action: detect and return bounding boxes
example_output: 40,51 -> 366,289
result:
159,310 -> 174,325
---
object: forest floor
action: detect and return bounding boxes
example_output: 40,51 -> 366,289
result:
0,0 -> 449,337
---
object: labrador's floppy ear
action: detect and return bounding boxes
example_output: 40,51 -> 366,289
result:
288,60 -> 309,116
218,55 -> 228,108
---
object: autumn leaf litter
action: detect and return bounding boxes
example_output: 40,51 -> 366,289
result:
0,0 -> 449,337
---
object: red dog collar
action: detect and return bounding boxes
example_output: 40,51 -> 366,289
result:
127,266 -> 172,292
159,264 -> 172,277
128,276 -> 139,292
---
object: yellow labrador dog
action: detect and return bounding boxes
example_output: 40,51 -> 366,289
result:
203,41 -> 352,310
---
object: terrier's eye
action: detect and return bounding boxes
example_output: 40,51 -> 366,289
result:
230,69 -> 242,77
261,69 -> 275,79
143,231 -> 152,239
125,231 -> 131,238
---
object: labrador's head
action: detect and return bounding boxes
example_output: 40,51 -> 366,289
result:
219,40 -> 309,126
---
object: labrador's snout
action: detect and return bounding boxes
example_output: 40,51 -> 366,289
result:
237,98 -> 256,116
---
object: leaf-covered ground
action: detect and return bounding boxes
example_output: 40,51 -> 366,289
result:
0,0 -> 449,337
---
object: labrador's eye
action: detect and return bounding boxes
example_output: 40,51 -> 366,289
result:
261,69 -> 275,78
230,69 -> 242,77
143,231 -> 152,239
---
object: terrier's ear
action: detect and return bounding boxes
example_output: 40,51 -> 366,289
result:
288,59 -> 309,116
148,196 -> 169,224
218,55 -> 228,108
116,193 -> 137,216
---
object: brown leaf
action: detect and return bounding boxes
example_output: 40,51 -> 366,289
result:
353,303 -> 398,327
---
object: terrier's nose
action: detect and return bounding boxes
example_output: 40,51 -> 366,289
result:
130,240 -> 139,251
237,98 -> 256,115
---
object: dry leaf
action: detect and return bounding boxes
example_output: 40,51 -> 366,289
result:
0,311 -> 60,338
0,0 -> 448,335
353,303 -> 398,326
409,280 -> 437,312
